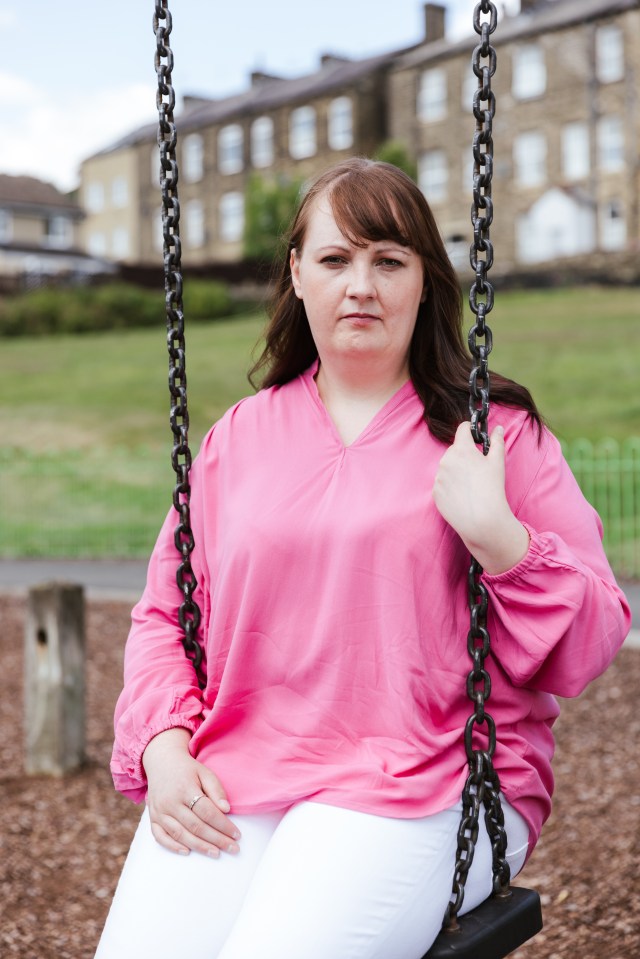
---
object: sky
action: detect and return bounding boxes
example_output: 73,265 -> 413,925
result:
5,0 -> 520,193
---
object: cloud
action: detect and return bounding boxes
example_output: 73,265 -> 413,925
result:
4,73 -> 156,192
0,5 -> 18,30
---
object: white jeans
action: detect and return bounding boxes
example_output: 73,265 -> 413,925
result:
95,799 -> 529,959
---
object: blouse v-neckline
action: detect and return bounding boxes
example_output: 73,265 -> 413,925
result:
301,361 -> 417,450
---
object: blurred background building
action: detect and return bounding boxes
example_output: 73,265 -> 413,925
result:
6,0 -> 638,286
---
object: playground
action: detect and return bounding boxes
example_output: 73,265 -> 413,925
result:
0,586 -> 638,958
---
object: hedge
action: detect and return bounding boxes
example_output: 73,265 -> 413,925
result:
0,280 -> 233,337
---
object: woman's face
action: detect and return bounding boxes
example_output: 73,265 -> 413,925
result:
290,195 -> 425,380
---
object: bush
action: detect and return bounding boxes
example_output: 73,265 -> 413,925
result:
183,279 -> 233,321
0,279 -> 232,337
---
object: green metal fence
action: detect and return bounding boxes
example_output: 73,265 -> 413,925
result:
1,439 -> 639,578
563,438 -> 640,580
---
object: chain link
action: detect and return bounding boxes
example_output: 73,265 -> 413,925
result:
153,1 -> 205,687
442,1 -> 510,930
468,0 -> 498,452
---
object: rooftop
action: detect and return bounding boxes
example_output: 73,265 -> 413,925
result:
0,174 -> 82,216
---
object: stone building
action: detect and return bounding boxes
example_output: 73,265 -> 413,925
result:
79,0 -> 640,279
79,50 -> 415,266
0,174 -> 111,288
389,0 -> 640,277
79,4 -> 450,266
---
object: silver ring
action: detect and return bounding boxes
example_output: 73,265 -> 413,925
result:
188,794 -> 205,811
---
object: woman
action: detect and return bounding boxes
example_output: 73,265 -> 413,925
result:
96,159 -> 630,959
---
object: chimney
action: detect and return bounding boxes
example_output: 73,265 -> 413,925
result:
423,3 -> 446,44
320,54 -> 352,68
250,71 -> 282,88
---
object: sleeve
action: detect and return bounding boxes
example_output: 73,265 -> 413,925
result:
483,415 -> 631,697
109,427 -> 216,803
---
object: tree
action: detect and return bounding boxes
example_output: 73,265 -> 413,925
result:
373,141 -> 418,181
244,174 -> 303,261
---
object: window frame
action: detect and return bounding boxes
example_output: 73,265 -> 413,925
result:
328,96 -> 354,151
513,130 -> 547,188
219,191 -> 245,243
561,121 -> 590,182
250,116 -> 275,169
418,68 -> 447,122
512,44 -> 546,100
185,199 -> 206,249
183,133 -> 205,183
289,106 -> 317,160
596,24 -> 624,84
597,115 -> 625,172
218,124 -> 244,175
418,149 -> 449,204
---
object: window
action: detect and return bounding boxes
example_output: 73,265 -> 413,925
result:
251,117 -> 274,168
219,192 -> 244,242
328,97 -> 353,150
598,115 -> 625,172
562,122 -> 590,181
151,146 -> 160,186
85,181 -> 104,213
418,68 -> 447,122
183,134 -> 204,182
461,70 -> 477,111
111,227 -> 130,260
45,215 -> 73,249
418,150 -> 448,204
514,131 -> 547,187
153,212 -> 165,254
218,124 -> 244,174
462,148 -> 474,197
289,106 -> 317,159
596,25 -> 624,84
87,232 -> 107,257
512,44 -> 546,100
446,235 -> 468,271
186,200 -> 205,248
601,199 -> 626,250
0,209 -> 13,242
110,176 -> 127,208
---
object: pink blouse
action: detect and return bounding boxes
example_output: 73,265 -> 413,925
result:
111,366 -> 630,854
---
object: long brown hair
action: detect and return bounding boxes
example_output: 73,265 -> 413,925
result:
249,158 -> 540,443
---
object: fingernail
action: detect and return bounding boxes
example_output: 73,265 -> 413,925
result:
207,848 -> 220,859
227,842 -> 240,855
232,829 -> 241,840
217,799 -> 231,813
178,849 -> 190,856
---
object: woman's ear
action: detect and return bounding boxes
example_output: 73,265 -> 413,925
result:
290,249 -> 303,299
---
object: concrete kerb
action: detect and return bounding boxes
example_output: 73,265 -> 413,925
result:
0,558 -> 639,646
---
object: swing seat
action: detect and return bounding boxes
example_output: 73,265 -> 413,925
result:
423,886 -> 543,959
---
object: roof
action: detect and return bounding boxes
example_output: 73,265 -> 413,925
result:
0,174 -> 82,216
84,47 -> 412,161
394,0 -> 640,71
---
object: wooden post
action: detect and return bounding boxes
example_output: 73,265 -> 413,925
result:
24,582 -> 86,775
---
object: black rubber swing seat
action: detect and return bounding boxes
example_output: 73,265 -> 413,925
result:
423,886 -> 543,959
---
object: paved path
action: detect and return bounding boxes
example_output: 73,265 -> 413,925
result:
0,558 -> 638,646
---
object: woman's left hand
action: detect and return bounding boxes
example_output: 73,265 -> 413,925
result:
433,422 -> 530,575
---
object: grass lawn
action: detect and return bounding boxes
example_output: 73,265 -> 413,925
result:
2,286 -> 639,560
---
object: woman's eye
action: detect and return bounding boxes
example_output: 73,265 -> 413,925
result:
378,258 -> 402,268
321,255 -> 347,266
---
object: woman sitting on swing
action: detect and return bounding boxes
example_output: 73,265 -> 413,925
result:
95,158 -> 630,959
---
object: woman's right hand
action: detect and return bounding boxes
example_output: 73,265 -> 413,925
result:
142,727 -> 241,857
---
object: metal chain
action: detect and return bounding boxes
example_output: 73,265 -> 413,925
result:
442,0 -> 510,930
153,1 -> 205,688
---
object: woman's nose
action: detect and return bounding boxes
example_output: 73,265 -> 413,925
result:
346,262 -> 377,299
